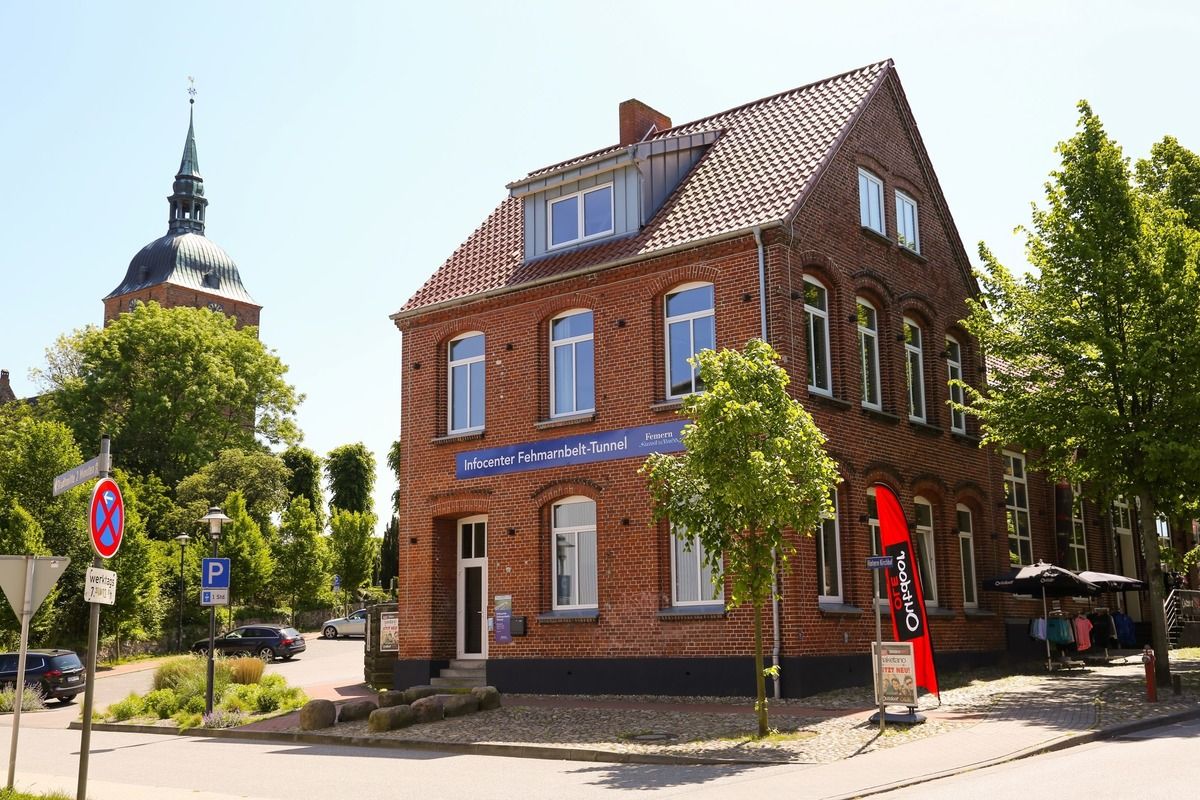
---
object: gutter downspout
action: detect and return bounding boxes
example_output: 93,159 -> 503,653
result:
754,226 -> 782,701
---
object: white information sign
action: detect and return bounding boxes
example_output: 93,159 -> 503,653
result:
200,588 -> 229,606
872,641 -> 918,707
83,567 -> 117,606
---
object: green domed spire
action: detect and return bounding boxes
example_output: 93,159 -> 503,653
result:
168,100 -> 208,235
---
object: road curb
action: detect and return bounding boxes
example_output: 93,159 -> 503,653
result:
827,706 -> 1200,800
68,720 -> 771,767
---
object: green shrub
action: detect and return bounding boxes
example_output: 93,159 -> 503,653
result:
220,683 -> 258,713
258,673 -> 286,690
202,708 -> 245,729
171,710 -> 202,730
277,686 -> 307,712
183,694 -> 206,714
153,656 -> 201,691
228,656 -> 264,685
142,688 -> 179,719
106,693 -> 146,722
0,684 -> 47,713
254,690 -> 281,713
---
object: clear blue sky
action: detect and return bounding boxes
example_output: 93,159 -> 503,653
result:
3,1 -> 1197,528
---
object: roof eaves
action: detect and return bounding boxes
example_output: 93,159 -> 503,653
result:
507,144 -> 635,190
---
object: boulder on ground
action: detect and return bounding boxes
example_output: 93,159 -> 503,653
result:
470,685 -> 501,711
378,690 -> 406,708
402,685 -> 438,704
337,699 -> 377,722
410,695 -> 444,724
442,694 -> 480,718
368,704 -> 416,733
298,699 -> 336,731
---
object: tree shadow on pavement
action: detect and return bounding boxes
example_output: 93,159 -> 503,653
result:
568,761 -> 777,791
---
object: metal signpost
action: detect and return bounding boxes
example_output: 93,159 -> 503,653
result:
867,554 -> 894,734
198,517 -> 230,716
0,555 -> 69,789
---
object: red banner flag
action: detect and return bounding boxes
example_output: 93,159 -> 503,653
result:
875,483 -> 939,700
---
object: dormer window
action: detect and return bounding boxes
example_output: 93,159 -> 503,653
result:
549,184 -> 614,249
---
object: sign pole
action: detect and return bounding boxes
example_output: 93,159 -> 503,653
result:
206,535 -> 217,716
76,434 -> 110,800
875,565 -> 885,735
7,556 -> 35,789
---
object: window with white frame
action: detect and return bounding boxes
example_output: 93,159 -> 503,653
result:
867,488 -> 883,598
671,524 -> 722,606
548,184 -> 614,248
858,168 -> 884,234
552,497 -> 597,609
904,319 -> 925,422
550,309 -> 594,417
957,505 -> 977,608
448,332 -> 485,433
664,283 -> 715,399
1111,497 -> 1132,533
945,336 -> 966,434
1004,451 -> 1032,565
895,191 -> 920,252
857,299 -> 881,409
816,491 -> 842,602
805,278 -> 832,395
1156,514 -> 1171,551
1068,485 -> 1089,571
914,497 -> 938,605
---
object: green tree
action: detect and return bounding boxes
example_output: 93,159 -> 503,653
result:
1137,135 -> 1200,229
325,443 -> 375,514
641,339 -> 840,736
962,103 -> 1200,683
0,491 -> 55,648
379,515 -> 399,596
386,439 -> 402,515
272,497 -> 328,624
282,446 -> 325,528
102,470 -> 166,658
36,302 -> 301,488
328,509 -> 378,608
175,448 -> 291,534
219,491 -> 274,608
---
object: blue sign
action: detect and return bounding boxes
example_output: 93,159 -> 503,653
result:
867,555 -> 895,570
201,558 -> 231,590
333,574 -> 341,591
456,421 -> 687,479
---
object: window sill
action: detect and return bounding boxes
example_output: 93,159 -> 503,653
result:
898,245 -> 927,264
651,399 -> 685,414
819,602 -> 864,618
925,606 -> 955,619
861,226 -> 892,246
811,393 -> 852,410
950,431 -> 981,445
535,413 -> 596,431
658,604 -> 725,620
964,608 -> 995,619
862,407 -> 901,424
432,430 -> 485,445
537,609 -> 599,623
909,419 -> 944,436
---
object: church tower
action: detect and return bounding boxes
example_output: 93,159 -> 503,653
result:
103,98 -> 260,328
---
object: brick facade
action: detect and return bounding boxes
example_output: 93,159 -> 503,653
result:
102,285 -> 260,329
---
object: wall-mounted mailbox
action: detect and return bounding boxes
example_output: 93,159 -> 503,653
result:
511,616 -> 527,637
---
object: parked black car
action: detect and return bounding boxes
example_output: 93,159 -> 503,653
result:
0,649 -> 85,704
190,625 -> 305,661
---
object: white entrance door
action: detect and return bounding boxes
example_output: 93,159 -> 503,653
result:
457,516 -> 488,659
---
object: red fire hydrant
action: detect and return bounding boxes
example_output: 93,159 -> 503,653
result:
1142,645 -> 1157,703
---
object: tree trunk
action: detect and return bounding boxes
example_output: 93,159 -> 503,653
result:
753,599 -> 768,737
1135,488 -> 1172,684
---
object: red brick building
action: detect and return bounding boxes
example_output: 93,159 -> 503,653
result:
390,61 -> 1149,696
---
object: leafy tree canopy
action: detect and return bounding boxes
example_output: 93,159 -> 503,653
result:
282,446 -> 324,528
325,442 -> 375,515
176,448 -> 291,535
218,491 -> 274,607
328,508 -> 379,599
272,497 -> 329,623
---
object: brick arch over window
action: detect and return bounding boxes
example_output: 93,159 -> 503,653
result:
863,462 -> 905,492
911,473 -> 949,506
530,477 -> 604,504
429,489 -> 492,519
952,481 -> 987,511
647,265 -> 721,299
895,293 -> 936,330
850,269 -> 895,304
535,294 -> 599,324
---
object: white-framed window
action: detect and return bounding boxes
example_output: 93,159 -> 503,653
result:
904,318 -> 925,422
1004,451 -> 1032,565
867,488 -> 883,598
857,299 -> 881,409
664,282 -> 715,399
551,497 -> 597,610
1156,514 -> 1171,552
858,168 -> 884,234
1111,497 -> 1132,533
1067,485 -> 1088,571
957,505 -> 977,609
945,336 -> 966,434
670,525 -> 722,606
895,191 -> 920,253
550,309 -> 595,417
804,277 -> 833,395
816,491 -> 842,603
448,332 -> 485,433
914,497 -> 938,606
548,184 -> 614,249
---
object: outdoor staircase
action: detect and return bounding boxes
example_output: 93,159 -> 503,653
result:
431,659 -> 487,689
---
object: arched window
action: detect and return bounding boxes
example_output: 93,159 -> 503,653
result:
816,490 -> 842,603
448,332 -> 485,433
1004,452 -> 1032,565
551,497 -> 597,610
904,318 -> 925,422
956,504 -> 977,609
1069,486 -> 1089,571
670,524 -> 721,607
914,497 -> 937,606
664,283 -> 715,399
857,299 -> 881,409
945,336 -> 966,434
550,309 -> 594,417
804,277 -> 832,395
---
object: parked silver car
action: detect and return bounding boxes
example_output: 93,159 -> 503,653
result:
321,608 -> 367,639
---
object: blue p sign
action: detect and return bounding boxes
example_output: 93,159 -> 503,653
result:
201,558 -> 231,590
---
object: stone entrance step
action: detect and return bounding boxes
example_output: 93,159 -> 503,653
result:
431,659 -> 487,689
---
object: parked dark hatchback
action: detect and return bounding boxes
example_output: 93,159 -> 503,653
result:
0,649 -> 85,704
190,625 -> 305,661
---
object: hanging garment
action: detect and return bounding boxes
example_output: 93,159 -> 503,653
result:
1048,617 -> 1074,645
1112,612 -> 1137,647
1029,617 -> 1047,641
1072,616 -> 1093,651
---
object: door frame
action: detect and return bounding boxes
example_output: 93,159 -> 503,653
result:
456,515 -> 488,659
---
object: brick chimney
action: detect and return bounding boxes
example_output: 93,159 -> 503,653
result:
619,99 -> 671,146
0,370 -> 15,404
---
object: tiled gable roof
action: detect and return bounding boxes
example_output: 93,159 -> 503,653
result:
398,61 -> 891,317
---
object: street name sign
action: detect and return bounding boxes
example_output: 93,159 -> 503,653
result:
866,555 -> 894,570
88,478 -> 124,559
53,457 -> 101,496
83,567 -> 117,606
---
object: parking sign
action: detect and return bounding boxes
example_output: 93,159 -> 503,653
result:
200,558 -> 230,606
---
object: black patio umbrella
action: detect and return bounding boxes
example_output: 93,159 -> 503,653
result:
1076,570 -> 1147,592
982,562 -> 1100,669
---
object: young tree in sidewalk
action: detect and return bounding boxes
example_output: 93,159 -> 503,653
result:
325,443 -> 375,515
328,508 -> 378,610
273,497 -> 328,625
642,339 -> 840,737
962,103 -> 1200,684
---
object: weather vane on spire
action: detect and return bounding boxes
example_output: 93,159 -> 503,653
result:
187,76 -> 196,105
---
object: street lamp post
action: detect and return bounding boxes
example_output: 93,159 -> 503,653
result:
198,506 -> 229,716
173,533 -> 191,653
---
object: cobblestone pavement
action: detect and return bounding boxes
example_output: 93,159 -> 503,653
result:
269,652 -> 1200,764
